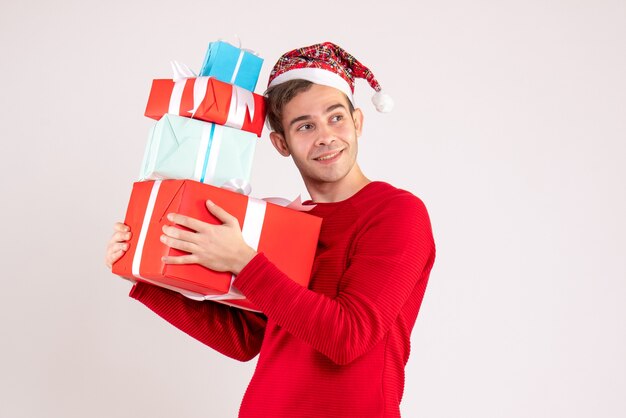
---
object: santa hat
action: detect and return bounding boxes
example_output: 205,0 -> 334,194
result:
267,42 -> 394,112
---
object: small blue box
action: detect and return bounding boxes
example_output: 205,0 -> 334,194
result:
199,41 -> 263,92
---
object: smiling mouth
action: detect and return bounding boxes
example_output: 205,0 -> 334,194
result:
314,149 -> 343,161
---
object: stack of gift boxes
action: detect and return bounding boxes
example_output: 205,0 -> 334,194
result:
113,41 -> 322,312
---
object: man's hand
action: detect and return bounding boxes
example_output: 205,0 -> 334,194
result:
161,200 -> 257,275
105,222 -> 132,269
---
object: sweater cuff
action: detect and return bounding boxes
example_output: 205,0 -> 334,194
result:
129,282 -> 144,299
232,252 -> 310,321
129,281 -> 160,300
233,252 -> 270,291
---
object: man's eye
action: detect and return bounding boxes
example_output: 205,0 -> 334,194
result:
297,124 -> 314,131
331,114 -> 344,122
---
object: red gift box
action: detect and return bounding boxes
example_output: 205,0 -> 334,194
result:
112,180 -> 321,311
145,77 -> 266,137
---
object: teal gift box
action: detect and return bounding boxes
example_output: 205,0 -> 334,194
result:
199,41 -> 263,92
140,114 -> 257,188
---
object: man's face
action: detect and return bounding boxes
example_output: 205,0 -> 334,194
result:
270,84 -> 364,188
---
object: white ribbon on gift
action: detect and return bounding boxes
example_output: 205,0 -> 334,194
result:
169,61 -> 210,117
168,80 -> 186,115
221,178 -> 252,196
171,61 -> 196,81
190,77 -> 210,116
217,35 -> 260,57
263,195 -> 316,212
167,76 -> 212,120
218,184 -> 314,211
218,36 -> 259,85
230,50 -> 244,84
132,180 -> 162,280
186,197 -> 267,302
226,85 -> 255,130
208,37 -> 260,85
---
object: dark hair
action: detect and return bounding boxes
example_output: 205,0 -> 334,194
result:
264,79 -> 355,136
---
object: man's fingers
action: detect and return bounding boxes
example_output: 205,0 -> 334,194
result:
162,225 -> 197,243
112,230 -> 132,243
106,222 -> 131,269
112,242 -> 129,252
206,200 -> 239,227
105,243 -> 128,266
162,254 -> 197,265
113,222 -> 130,233
166,213 -> 208,232
106,249 -> 125,269
160,234 -> 199,254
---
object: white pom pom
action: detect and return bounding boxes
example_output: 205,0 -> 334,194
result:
371,91 -> 394,112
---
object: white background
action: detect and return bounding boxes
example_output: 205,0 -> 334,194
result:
1,0 -> 624,417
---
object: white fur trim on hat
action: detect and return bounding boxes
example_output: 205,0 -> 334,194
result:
267,67 -> 355,106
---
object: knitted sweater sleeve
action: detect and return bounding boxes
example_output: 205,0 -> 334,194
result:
233,195 -> 435,365
129,282 -> 267,362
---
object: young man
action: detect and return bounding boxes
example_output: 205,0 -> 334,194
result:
105,42 -> 435,418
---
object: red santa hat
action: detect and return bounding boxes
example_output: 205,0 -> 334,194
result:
267,42 -> 394,112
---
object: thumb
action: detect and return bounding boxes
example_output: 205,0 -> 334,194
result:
206,200 -> 238,226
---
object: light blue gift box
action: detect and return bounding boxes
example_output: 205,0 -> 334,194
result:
199,41 -> 263,92
140,114 -> 257,188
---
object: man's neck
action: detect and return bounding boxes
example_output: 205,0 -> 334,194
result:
306,166 -> 370,203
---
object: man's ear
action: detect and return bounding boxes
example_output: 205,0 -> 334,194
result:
353,108 -> 364,137
269,131 -> 291,157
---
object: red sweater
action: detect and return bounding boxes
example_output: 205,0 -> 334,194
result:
130,181 -> 435,417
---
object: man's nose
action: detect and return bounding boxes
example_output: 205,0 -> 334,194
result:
315,123 -> 335,146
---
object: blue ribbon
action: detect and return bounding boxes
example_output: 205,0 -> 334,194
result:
199,123 -> 216,183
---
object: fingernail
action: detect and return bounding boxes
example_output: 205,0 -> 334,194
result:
167,213 -> 174,221
160,235 -> 166,243
207,200 -> 214,206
